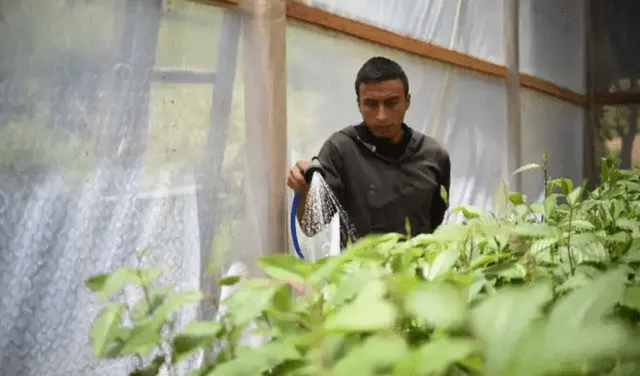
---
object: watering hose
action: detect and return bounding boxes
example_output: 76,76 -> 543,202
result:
291,157 -> 326,259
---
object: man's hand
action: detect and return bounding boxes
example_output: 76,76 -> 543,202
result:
287,160 -> 310,193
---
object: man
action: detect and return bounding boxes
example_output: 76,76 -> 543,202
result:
287,56 -> 451,248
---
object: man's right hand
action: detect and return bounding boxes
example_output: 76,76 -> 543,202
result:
287,160 -> 310,193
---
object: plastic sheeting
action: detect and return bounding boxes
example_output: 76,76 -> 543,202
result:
287,21 -> 509,255
520,89 -> 585,201
298,0 -> 504,65
0,0 -> 590,374
0,0 -> 258,374
519,0 -> 586,94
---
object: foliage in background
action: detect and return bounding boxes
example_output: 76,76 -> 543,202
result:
86,156 -> 640,376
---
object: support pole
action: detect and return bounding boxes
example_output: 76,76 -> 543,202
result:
241,0 -> 288,261
503,0 -> 522,191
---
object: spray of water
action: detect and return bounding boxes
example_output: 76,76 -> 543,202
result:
299,173 -> 358,248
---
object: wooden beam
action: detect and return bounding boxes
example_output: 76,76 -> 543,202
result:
594,92 -> 640,106
519,74 -> 587,105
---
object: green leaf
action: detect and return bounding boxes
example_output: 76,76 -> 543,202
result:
513,163 -> 541,175
405,283 -> 467,330
258,254 -> 315,284
511,321 -> 636,376
471,252 -> 509,269
306,256 -> 344,288
90,303 -> 126,358
330,268 -> 384,306
440,185 -> 449,204
207,342 -> 301,376
387,274 -> 421,300
608,231 -> 630,243
325,280 -> 397,332
561,219 -> 595,230
530,238 -> 558,254
482,261 -> 527,280
623,285 -> 640,311
154,291 -> 203,323
552,178 -> 574,195
508,192 -> 526,205
556,273 -> 592,294
549,269 -> 626,327
512,223 -> 555,238
131,285 -> 173,320
119,320 -> 163,357
426,248 -> 460,281
568,186 -> 584,206
130,356 -> 165,376
450,205 -> 484,219
617,219 -> 640,234
225,285 -> 279,326
470,282 -> 553,375
332,335 -> 408,376
218,275 -> 241,286
395,338 -> 477,376
85,268 -> 161,299
172,321 -> 222,363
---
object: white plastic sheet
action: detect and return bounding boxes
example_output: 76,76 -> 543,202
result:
0,0 -> 252,374
520,89 -> 585,201
519,0 -> 586,93
0,0 -> 592,373
286,20 -> 509,255
298,0 -> 505,65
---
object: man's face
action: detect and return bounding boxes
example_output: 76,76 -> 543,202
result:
357,79 -> 410,142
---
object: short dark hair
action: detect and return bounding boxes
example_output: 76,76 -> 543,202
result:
354,57 -> 410,99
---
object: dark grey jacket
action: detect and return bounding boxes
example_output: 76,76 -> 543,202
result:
311,124 -> 450,245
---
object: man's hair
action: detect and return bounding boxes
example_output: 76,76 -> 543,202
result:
354,56 -> 410,99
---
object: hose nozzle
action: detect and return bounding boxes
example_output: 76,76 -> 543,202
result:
303,157 -> 325,184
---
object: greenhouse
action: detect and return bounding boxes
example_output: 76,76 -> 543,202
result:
0,0 -> 639,375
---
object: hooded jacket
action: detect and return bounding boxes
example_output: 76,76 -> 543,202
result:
310,123 -> 450,247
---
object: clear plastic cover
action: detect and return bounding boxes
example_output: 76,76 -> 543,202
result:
0,0 -> 261,373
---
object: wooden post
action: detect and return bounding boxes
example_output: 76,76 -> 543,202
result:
241,0 -> 288,261
503,0 -> 522,191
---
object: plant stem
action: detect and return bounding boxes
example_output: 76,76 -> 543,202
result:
466,234 -> 474,268
543,152 -> 550,198
566,206 -> 575,276
136,269 -> 153,311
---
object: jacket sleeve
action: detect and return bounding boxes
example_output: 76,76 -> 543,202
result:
297,139 -> 345,235
429,150 -> 451,230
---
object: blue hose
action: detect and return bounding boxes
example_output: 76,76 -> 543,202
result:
291,192 -> 305,259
